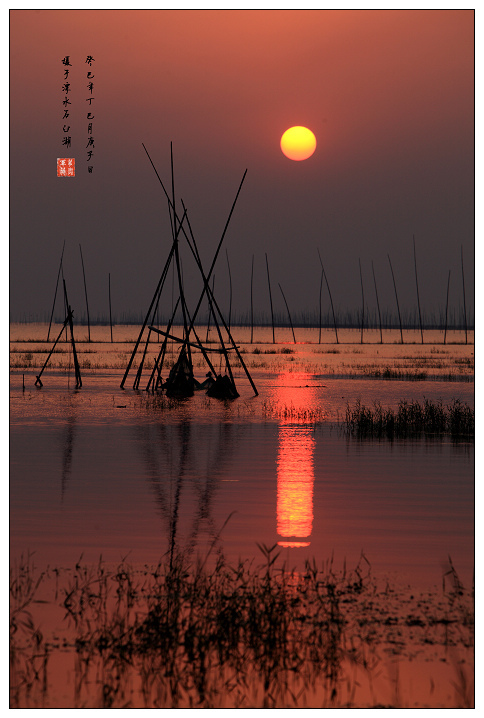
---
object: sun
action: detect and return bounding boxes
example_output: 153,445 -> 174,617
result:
280,126 -> 317,161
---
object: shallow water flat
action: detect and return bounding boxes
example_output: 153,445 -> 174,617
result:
10,374 -> 473,589
9,324 -> 475,708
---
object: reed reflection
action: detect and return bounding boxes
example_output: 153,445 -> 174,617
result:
274,373 -> 320,548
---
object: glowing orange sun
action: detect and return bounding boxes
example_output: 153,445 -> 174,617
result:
280,126 -> 317,161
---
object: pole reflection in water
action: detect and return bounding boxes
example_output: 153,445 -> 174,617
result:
274,373 -> 321,548
133,414 -> 244,561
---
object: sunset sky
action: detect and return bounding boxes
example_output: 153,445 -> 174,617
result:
10,9 -> 474,325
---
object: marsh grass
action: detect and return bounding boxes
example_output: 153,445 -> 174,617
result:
344,399 -> 474,440
10,553 -> 49,707
262,399 -> 326,424
10,550 -> 474,709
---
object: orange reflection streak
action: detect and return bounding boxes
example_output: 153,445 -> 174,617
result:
277,424 -> 314,542
274,373 -> 319,547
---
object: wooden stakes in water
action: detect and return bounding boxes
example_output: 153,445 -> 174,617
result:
358,258 -> 364,344
413,235 -> 424,344
47,239 -> 66,342
37,282 -> 83,389
250,254 -> 254,344
206,276 -> 215,343
318,267 -> 323,344
317,249 -> 339,344
63,280 -> 82,389
444,269 -> 451,345
226,248 -> 232,333
79,244 -> 91,342
265,253 -> 275,344
35,314 -> 71,387
371,260 -> 383,344
278,283 -> 296,344
108,273 -> 113,343
140,144 -> 256,396
461,245 -> 468,344
388,254 -> 404,344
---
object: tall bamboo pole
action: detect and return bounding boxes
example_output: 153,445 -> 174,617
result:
444,269 -> 451,345
461,244 -> 468,344
206,276 -> 215,343
226,248 -> 232,333
170,143 -> 194,381
265,253 -> 275,344
278,283 -> 296,343
108,273 -> 113,343
47,239 -> 66,341
413,235 -> 424,344
35,314 -> 71,387
371,260 -> 383,344
388,254 -> 404,343
141,143 -> 247,339
79,244 -> 91,342
250,254 -> 254,344
181,200 -> 257,396
359,258 -> 364,344
318,267 -> 323,344
63,280 -> 82,388
317,249 -> 339,344
120,238 -> 178,389
141,144 -> 257,395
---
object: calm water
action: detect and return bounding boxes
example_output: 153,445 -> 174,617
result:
9,325 -> 475,708
10,325 -> 474,590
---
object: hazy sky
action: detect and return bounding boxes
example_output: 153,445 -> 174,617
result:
10,9 -> 474,325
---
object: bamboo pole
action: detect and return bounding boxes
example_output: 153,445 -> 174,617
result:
142,144 -> 256,395
413,235 -> 424,344
181,203 -> 238,395
170,143 -> 194,384
47,239 -> 66,342
108,273 -> 113,343
146,297 -> 181,392
318,267 -> 323,344
141,143 -> 247,338
206,276 -> 215,343
278,283 -> 296,343
63,279 -> 82,388
444,269 -> 451,345
359,258 -> 364,344
265,253 -> 275,344
250,254 -> 254,344
226,248 -> 232,333
461,245 -> 468,344
79,244 -> 91,342
181,200 -> 257,396
317,249 -> 338,344
35,314 -> 71,387
120,237 -> 178,389
371,260 -> 383,344
388,254 -> 404,343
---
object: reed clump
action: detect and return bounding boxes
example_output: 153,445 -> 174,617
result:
10,550 -> 474,709
53,548 -> 376,708
344,398 -> 474,440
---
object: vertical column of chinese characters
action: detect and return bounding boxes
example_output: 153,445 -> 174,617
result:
86,56 -> 95,173
58,55 -> 75,177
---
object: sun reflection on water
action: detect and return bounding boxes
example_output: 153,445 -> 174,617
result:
274,373 -> 320,548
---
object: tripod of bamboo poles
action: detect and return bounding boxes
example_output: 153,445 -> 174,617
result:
120,143 -> 258,397
36,280 -> 82,389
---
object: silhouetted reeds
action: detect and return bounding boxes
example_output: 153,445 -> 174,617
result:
344,398 -> 474,440
10,548 -> 474,709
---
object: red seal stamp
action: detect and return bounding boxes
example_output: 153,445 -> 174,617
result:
57,158 -> 75,177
